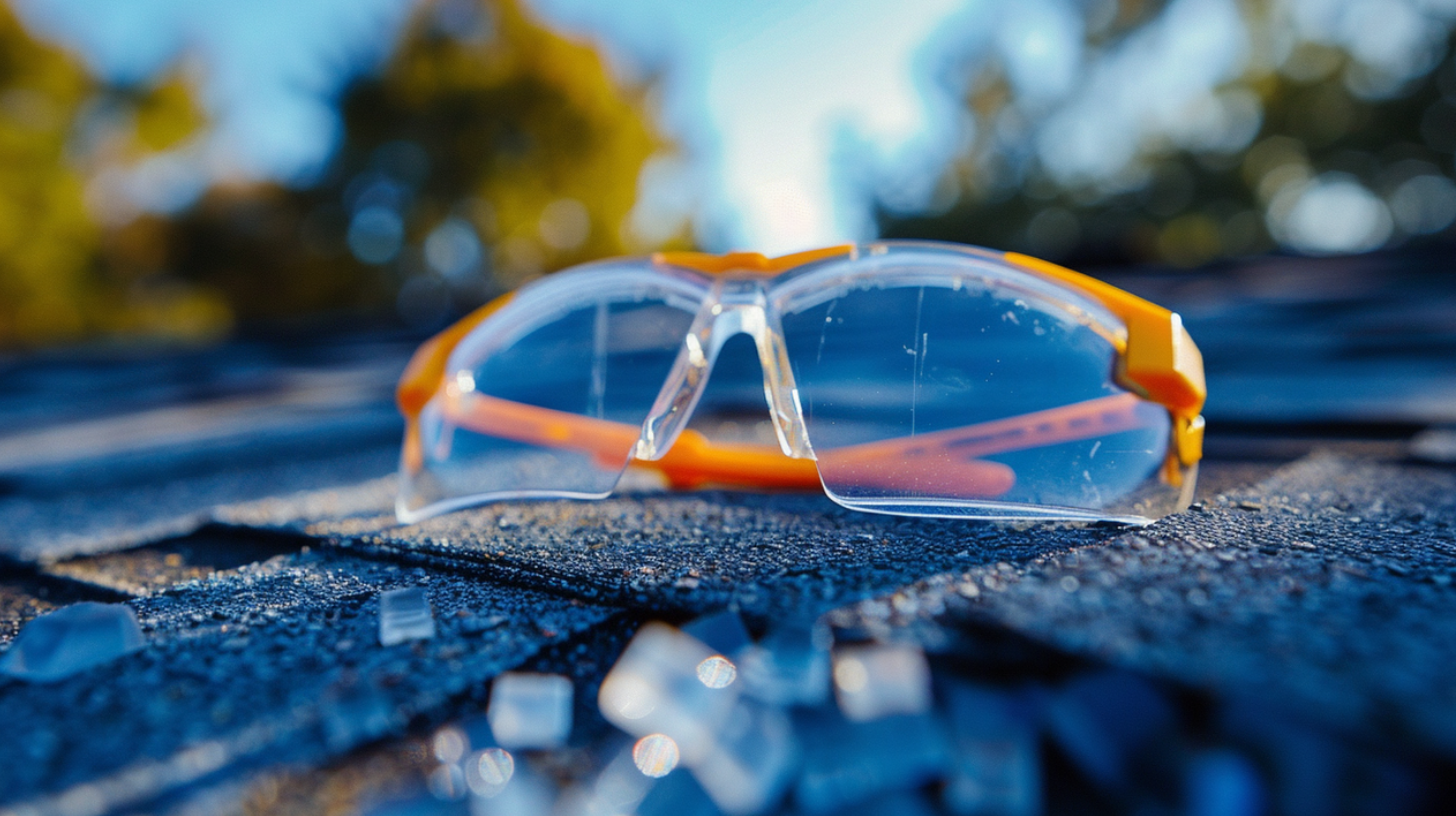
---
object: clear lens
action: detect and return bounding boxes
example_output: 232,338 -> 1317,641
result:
778,250 -> 1181,522
398,267 -> 703,521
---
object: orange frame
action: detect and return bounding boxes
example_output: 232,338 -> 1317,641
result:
397,245 -> 1206,492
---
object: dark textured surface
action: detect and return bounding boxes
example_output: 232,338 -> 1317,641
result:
829,452 -> 1456,758
0,336 -> 409,564
326,492 -> 1118,621
1,253 -> 1454,814
0,548 -> 615,814
0,447 -> 401,564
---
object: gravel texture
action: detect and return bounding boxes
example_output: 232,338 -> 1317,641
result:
1,251 -> 1454,814
828,451 -> 1456,758
0,548 -> 615,814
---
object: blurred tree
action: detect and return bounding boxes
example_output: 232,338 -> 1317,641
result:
0,2 -> 222,347
879,2 -> 1456,269
161,0 -> 678,333
0,2 -> 94,346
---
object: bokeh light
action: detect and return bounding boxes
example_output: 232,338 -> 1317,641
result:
465,747 -> 515,797
695,655 -> 737,689
631,733 -> 680,778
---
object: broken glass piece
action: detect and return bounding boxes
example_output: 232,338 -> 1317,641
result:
633,734 -> 681,777
470,767 -> 553,816
378,586 -> 436,646
0,602 -> 144,682
691,697 -> 798,815
599,622 -> 740,763
795,706 -> 952,812
943,683 -> 1041,816
682,609 -> 752,657
488,672 -> 574,749
559,741 -> 657,816
833,643 -> 932,722
737,620 -> 832,707
465,748 -> 516,798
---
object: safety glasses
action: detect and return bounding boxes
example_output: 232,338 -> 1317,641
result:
395,241 -> 1205,525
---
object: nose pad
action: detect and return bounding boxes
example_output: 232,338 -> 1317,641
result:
634,279 -> 814,461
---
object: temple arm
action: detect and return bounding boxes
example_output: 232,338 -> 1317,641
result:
434,390 -> 1154,496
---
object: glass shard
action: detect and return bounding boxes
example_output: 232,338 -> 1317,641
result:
598,622 -> 740,763
738,620 -> 832,707
378,586 -> 436,646
691,698 -> 798,815
833,643 -> 933,722
0,602 -> 144,683
488,672 -> 574,749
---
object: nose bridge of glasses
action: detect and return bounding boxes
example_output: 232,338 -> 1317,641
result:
633,277 -> 814,462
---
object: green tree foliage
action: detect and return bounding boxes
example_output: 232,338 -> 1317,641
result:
0,2 -> 222,347
0,0 -> 671,347
0,3 -> 94,346
880,5 -> 1456,268
162,0 -> 675,331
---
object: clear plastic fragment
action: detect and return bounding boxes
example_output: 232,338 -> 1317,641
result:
832,643 -> 933,722
488,672 -> 574,749
433,725 -> 468,764
738,620 -> 832,707
378,586 -> 436,646
428,762 -> 468,800
690,698 -> 798,815
598,622 -> 740,763
557,741 -> 658,816
0,602 -> 144,682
